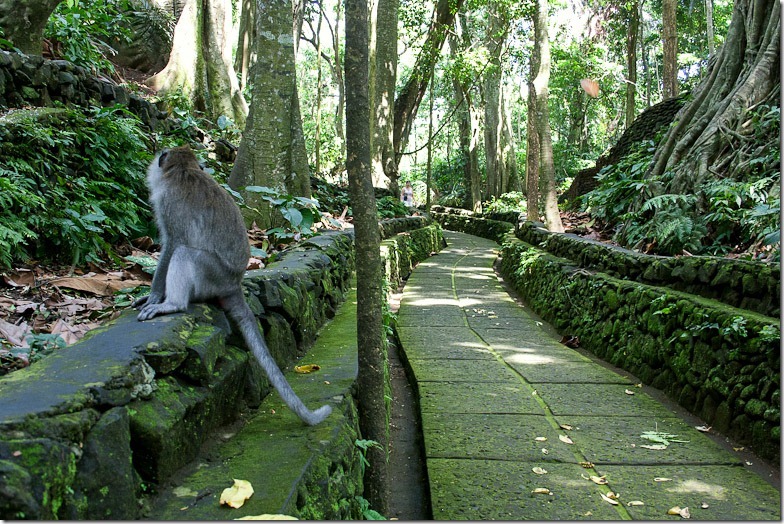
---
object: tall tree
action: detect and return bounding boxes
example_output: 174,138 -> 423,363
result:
527,0 -> 563,232
228,0 -> 311,226
483,0 -> 507,199
0,0 -> 62,54
147,0 -> 247,127
449,14 -> 482,212
345,0 -> 387,513
392,0 -> 465,169
624,0 -> 640,128
369,0 -> 399,190
661,0 -> 678,98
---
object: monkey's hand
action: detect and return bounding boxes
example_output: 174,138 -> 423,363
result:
132,292 -> 163,308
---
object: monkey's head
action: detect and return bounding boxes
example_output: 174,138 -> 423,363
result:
157,146 -> 202,171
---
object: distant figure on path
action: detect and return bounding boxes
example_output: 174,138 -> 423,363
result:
401,180 -> 415,207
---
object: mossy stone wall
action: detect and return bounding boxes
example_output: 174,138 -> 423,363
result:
431,208 -> 780,463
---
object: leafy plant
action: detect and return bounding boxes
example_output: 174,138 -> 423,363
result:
45,0 -> 133,75
0,105 -> 152,267
484,192 -> 527,214
243,186 -> 321,243
376,196 -> 410,219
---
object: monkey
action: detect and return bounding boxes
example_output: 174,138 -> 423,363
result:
133,146 -> 332,426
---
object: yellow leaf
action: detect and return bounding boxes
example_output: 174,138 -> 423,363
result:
653,477 -> 672,482
235,515 -> 298,520
294,364 -> 321,374
560,424 -> 574,431
624,389 -> 635,395
532,467 -> 548,475
535,436 -> 548,442
541,448 -> 549,455
559,434 -> 574,445
220,479 -> 254,509
589,475 -> 608,485
579,461 -> 594,468
640,444 -> 667,450
532,488 -> 552,495
667,506 -> 691,518
695,425 -> 711,432
627,501 -> 645,506
600,493 -> 619,505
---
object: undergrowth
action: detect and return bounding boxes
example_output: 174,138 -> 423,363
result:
0,105 -> 153,268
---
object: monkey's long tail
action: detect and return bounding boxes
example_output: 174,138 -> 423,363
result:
224,295 -> 333,426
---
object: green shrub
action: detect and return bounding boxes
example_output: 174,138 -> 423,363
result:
0,105 -> 152,267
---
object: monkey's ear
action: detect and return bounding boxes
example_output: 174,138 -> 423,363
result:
158,149 -> 170,167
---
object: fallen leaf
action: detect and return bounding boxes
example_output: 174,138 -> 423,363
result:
531,488 -> 552,495
700,502 -> 709,509
559,424 -> 574,431
733,447 -> 745,452
535,436 -> 547,442
235,515 -> 298,520
667,506 -> 690,519
559,434 -> 574,445
745,461 -> 753,466
173,486 -> 198,498
220,479 -> 254,509
627,501 -> 645,506
12,450 -> 21,457
640,444 -> 668,450
2,269 -> 35,287
635,383 -> 642,388
695,425 -> 711,432
624,389 -> 635,395
532,467 -> 548,475
589,475 -> 608,485
600,493 -> 619,505
294,364 -> 321,374
579,461 -> 594,468
541,448 -> 549,455
653,477 -> 672,482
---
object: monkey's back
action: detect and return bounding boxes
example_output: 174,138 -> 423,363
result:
150,158 -> 250,278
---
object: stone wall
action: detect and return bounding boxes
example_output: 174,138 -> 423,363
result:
430,209 -> 780,463
0,50 -> 169,130
0,220 -> 445,520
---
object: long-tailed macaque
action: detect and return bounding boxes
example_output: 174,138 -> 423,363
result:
134,146 -> 332,426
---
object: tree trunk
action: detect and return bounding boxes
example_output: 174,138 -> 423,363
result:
625,0 -> 639,129
346,0 -> 388,513
483,0 -> 506,199
392,0 -> 464,168
234,0 -> 254,91
705,0 -> 715,55
369,0 -> 398,190
529,0 -> 563,232
228,0 -> 311,226
661,0 -> 678,98
525,88 -> 540,222
147,0 -> 247,128
646,0 -> 780,194
0,0 -> 62,54
502,88 -> 519,192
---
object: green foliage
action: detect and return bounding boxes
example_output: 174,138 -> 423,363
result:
243,186 -> 321,243
45,0 -> 133,75
484,191 -> 526,214
0,106 -> 152,268
621,194 -> 708,255
376,196 -> 410,219
25,333 -> 67,363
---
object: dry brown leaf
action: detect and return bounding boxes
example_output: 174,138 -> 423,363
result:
294,364 -> 321,374
600,493 -> 619,505
532,467 -> 548,475
0,318 -> 31,347
667,506 -> 690,518
559,434 -> 574,445
560,424 -> 574,431
220,479 -> 254,509
51,275 -> 147,296
579,461 -> 594,468
2,269 -> 35,287
589,475 -> 608,485
535,436 -> 547,442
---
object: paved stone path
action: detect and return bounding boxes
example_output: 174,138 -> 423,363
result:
396,230 -> 781,520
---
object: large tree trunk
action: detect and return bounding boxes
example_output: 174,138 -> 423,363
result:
346,0 -> 388,513
392,0 -> 464,168
234,0 -> 254,91
228,0 -> 311,226
0,0 -> 62,54
527,0 -> 563,232
646,0 -> 780,194
147,0 -> 247,127
369,0 -> 398,190
661,0 -> 678,98
482,0 -> 507,199
449,17 -> 482,212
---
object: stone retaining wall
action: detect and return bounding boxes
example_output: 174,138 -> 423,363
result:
0,220 -> 445,520
0,50 -> 169,130
430,209 -> 780,463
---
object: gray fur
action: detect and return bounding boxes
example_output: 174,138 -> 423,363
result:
134,146 -> 332,426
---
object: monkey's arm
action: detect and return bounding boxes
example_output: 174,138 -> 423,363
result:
132,245 -> 173,309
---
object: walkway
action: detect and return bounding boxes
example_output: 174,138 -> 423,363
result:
396,231 -> 781,520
